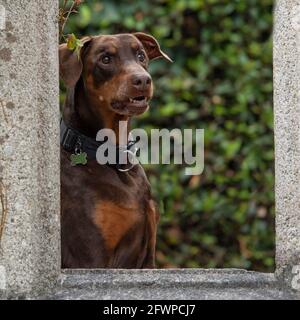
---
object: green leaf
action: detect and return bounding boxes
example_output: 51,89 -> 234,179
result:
67,33 -> 77,50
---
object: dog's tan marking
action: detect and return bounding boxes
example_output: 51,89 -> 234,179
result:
104,46 -> 117,55
131,42 -> 139,51
93,201 -> 141,251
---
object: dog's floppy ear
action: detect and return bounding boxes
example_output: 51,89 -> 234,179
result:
133,32 -> 173,63
59,36 -> 92,88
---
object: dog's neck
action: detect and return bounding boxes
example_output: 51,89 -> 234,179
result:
63,78 -> 130,145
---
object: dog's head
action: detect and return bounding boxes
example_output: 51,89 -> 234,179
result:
59,33 -> 172,116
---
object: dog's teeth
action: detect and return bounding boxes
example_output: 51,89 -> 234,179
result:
129,97 -> 147,104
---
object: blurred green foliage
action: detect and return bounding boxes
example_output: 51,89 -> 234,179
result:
61,0 -> 274,271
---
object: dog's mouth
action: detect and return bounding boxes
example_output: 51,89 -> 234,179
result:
111,95 -> 150,115
129,96 -> 148,104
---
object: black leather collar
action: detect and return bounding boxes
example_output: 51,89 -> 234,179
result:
60,119 -> 138,170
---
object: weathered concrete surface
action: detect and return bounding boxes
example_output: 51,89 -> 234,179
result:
0,0 -> 299,300
274,0 -> 300,284
42,269 -> 299,300
0,0 -> 60,297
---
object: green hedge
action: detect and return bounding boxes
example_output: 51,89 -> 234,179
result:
62,0 -> 274,271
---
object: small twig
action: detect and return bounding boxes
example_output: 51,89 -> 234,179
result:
63,0 -> 68,11
59,1 -> 69,40
61,1 -> 76,35
59,1 -> 83,41
0,181 -> 8,247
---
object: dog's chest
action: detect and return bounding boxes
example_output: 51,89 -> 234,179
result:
92,170 -> 150,252
93,200 -> 142,252
61,151 -> 151,254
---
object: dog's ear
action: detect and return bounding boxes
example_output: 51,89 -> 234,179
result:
59,36 -> 92,88
133,32 -> 173,63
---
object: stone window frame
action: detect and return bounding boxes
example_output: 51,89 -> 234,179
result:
0,1 -> 299,299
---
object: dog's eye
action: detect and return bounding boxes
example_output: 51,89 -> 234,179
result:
101,55 -> 111,64
137,51 -> 146,62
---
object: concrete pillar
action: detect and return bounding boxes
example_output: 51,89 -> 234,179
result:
0,0 -> 60,297
274,0 -> 300,285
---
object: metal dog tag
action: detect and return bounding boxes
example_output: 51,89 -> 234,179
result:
70,152 -> 88,166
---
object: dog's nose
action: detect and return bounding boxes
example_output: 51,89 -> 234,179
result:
131,74 -> 152,91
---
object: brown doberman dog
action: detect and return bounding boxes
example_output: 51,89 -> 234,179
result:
59,33 -> 171,268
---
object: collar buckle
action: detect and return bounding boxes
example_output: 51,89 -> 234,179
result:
116,148 -> 139,172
